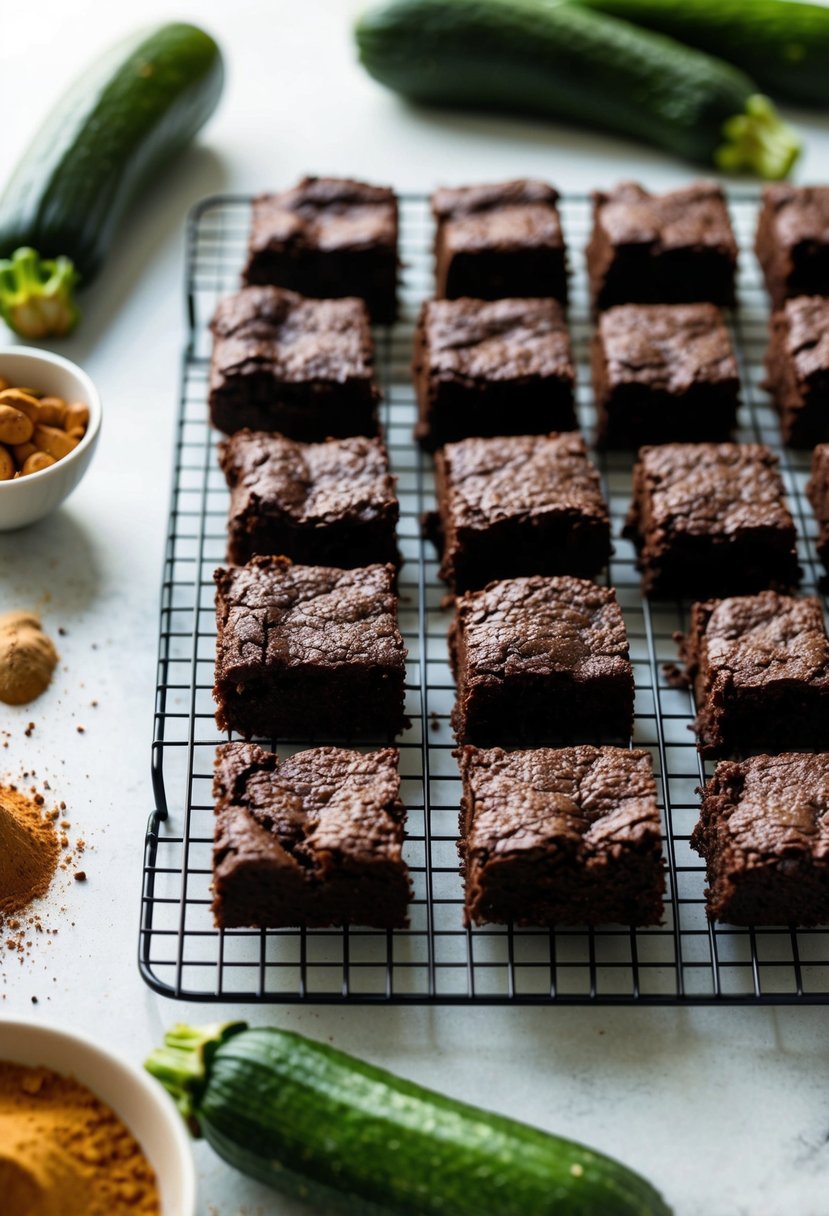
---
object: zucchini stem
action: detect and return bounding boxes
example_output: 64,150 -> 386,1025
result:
715,94 -> 800,180
0,247 -> 81,339
145,1021 -> 247,1129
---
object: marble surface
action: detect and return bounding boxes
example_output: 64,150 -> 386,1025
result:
2,3 -> 829,1214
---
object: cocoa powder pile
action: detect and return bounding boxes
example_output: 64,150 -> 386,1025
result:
0,786 -> 60,917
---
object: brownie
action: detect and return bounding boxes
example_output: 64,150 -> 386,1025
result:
412,297 -> 576,450
212,742 -> 411,928
623,443 -> 800,598
213,557 -> 407,740
208,286 -> 379,438
449,575 -> 634,746
807,443 -> 829,572
458,745 -> 664,927
678,592 -> 829,758
692,753 -> 829,926
755,184 -> 829,309
431,179 -> 567,303
587,181 -> 737,313
764,296 -> 829,447
219,430 -> 399,567
592,303 -> 740,448
427,433 -> 610,593
243,177 -> 398,323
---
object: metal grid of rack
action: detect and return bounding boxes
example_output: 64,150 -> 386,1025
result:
139,190 -> 829,1004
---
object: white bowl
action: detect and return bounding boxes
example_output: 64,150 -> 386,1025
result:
0,1017 -> 196,1216
0,346 -> 102,531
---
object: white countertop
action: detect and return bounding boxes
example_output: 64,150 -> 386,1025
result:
3,3 -> 829,1214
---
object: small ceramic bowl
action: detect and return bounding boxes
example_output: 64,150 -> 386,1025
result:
0,346 -> 102,531
0,1017 -> 196,1216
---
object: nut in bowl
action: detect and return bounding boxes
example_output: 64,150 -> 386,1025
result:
0,1016 -> 196,1216
0,347 -> 101,531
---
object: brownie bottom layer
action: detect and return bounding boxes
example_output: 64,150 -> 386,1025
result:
414,383 -> 577,452
438,250 -> 568,306
624,533 -> 801,600
244,251 -> 398,325
463,851 -> 665,927
214,668 -> 406,741
693,685 -> 829,758
227,518 -> 400,569
210,378 -> 379,441
213,861 -> 411,929
596,385 -> 739,449
451,673 -> 634,747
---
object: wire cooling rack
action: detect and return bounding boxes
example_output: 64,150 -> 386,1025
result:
139,190 -> 829,1005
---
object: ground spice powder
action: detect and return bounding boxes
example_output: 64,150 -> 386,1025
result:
0,1062 -> 160,1215
0,787 -> 60,917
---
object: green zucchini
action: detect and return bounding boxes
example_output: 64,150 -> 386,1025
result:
0,22 -> 223,338
576,0 -> 829,108
355,0 -> 800,179
146,1022 -> 672,1215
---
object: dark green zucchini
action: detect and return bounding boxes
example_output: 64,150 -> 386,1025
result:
146,1022 -> 672,1215
0,22 -> 223,338
576,0 -> 829,108
355,0 -> 800,178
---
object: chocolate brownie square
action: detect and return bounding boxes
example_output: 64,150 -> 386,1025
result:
692,753 -> 829,925
243,177 -> 398,323
587,182 -> 737,313
678,592 -> 829,758
212,742 -> 411,928
213,557 -> 407,740
755,184 -> 829,309
412,297 -> 576,450
431,179 -> 567,303
623,443 -> 800,598
459,745 -> 664,927
449,575 -> 634,746
219,430 -> 399,567
592,303 -> 740,448
807,443 -> 829,572
764,296 -> 829,447
208,286 -> 379,438
427,433 -> 610,593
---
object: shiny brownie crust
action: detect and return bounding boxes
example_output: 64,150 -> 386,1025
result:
678,592 -> 829,758
458,744 -> 663,927
449,575 -> 634,746
213,557 -> 407,740
764,296 -> 829,447
412,296 -> 576,451
212,741 -> 411,928
592,303 -> 739,447
427,432 -> 610,593
623,443 -> 800,598
587,181 -> 737,313
692,753 -> 829,925
208,286 -> 379,438
431,179 -> 567,303
219,430 -> 399,567
243,177 -> 398,323
755,184 -> 829,309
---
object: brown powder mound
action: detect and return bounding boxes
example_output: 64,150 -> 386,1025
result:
0,613 -> 59,706
0,787 -> 60,916
0,1064 -> 160,1216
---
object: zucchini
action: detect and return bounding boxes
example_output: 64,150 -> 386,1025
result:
576,0 -> 829,108
355,0 -> 800,179
0,22 -> 223,338
146,1022 -> 672,1215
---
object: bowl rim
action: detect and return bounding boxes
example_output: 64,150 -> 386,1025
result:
0,1014 -> 196,1213
0,345 -> 102,491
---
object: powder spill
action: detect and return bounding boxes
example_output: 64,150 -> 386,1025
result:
0,787 -> 59,918
0,1062 -> 160,1215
